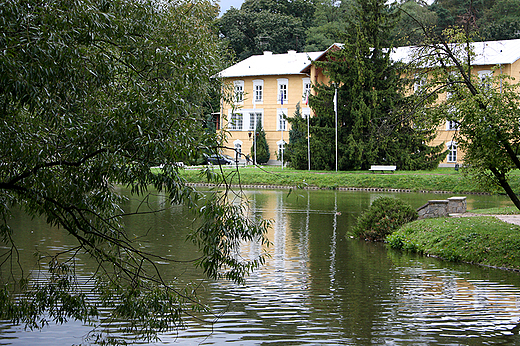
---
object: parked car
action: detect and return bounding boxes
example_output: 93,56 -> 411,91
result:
206,154 -> 234,165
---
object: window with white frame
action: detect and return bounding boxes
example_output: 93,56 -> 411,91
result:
234,80 -> 244,103
229,112 -> 243,130
445,71 -> 458,101
234,140 -> 242,157
478,70 -> 493,91
302,108 -> 311,119
302,78 -> 311,104
277,109 -> 287,131
249,112 -> 262,131
277,140 -> 286,157
278,78 -> 288,104
447,142 -> 457,162
253,80 -> 263,103
414,74 -> 426,93
446,120 -> 458,130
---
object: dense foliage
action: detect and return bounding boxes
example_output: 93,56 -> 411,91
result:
353,197 -> 418,241
218,0 -> 520,61
306,0 -> 446,171
217,0 -> 314,60
0,0 -> 269,343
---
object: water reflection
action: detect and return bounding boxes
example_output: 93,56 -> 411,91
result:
1,189 -> 520,345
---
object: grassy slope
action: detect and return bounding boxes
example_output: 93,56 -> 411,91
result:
387,216 -> 520,271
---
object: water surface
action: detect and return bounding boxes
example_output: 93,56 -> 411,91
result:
1,189 -> 519,345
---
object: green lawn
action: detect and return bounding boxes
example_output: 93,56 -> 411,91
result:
179,166 -> 520,194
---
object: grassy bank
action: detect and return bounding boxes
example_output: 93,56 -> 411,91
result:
180,166 -> 520,194
387,213 -> 520,271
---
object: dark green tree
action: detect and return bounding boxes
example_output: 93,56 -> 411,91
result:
478,0 -> 520,40
251,122 -> 270,164
309,0 -> 446,171
392,1 -> 438,46
285,103 -> 310,169
0,0 -> 269,343
304,0 -> 353,51
218,0 -> 313,60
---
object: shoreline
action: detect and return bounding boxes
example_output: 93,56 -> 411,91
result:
186,182 -> 491,195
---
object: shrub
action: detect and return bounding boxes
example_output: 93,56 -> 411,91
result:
353,197 -> 418,241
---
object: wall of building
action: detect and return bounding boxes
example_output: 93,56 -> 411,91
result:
221,74 -> 312,164
429,63 -> 520,167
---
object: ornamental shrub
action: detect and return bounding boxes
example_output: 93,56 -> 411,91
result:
353,197 -> 418,241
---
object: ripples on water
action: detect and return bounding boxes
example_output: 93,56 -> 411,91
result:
162,260 -> 520,346
2,190 -> 520,345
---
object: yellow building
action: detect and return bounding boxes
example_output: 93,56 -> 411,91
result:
218,39 -> 520,167
218,49 -> 324,165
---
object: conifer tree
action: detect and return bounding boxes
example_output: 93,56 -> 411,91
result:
251,122 -> 270,164
309,0 -> 445,170
286,103 -> 310,169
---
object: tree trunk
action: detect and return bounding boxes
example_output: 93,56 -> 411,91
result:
489,166 -> 520,211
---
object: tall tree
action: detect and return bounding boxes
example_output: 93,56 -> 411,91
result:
309,0 -> 446,170
251,122 -> 270,164
0,0 -> 269,343
409,27 -> 520,209
392,1 -> 438,46
286,103 -> 310,169
304,0 -> 353,51
478,0 -> 520,40
218,0 -> 313,60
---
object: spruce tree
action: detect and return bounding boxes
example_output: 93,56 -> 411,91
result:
286,103 -> 310,169
251,122 -> 270,164
309,0 -> 445,170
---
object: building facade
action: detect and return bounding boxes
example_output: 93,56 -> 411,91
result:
218,50 -> 323,164
218,39 -> 520,167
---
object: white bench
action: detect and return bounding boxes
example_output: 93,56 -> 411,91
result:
369,165 -> 396,173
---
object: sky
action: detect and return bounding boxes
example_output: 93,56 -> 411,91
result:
218,0 -> 435,16
218,0 -> 244,15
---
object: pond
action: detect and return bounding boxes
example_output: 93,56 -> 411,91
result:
1,188 -> 520,345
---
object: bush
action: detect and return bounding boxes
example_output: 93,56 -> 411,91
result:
353,197 -> 418,241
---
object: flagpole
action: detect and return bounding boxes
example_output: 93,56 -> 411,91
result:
281,120 -> 284,170
253,99 -> 257,166
304,93 -> 311,171
307,110 -> 310,171
280,91 -> 284,170
334,86 -> 338,172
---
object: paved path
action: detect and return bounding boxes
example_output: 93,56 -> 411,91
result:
456,213 -> 520,226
